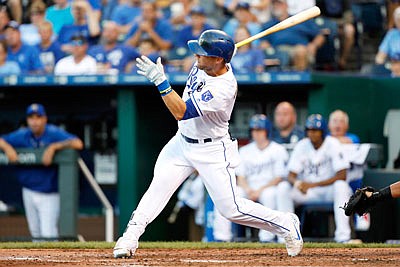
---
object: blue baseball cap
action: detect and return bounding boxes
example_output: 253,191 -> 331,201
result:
190,6 -> 206,15
236,2 -> 250,10
26,103 -> 46,116
5,20 -> 20,31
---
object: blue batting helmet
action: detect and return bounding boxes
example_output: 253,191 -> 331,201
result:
187,29 -> 235,63
249,114 -> 272,136
305,114 -> 328,137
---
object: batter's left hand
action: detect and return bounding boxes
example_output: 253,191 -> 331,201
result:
42,144 -> 57,166
136,56 -> 167,86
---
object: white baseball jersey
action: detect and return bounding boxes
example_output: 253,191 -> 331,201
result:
288,136 -> 350,183
287,0 -> 316,15
236,141 -> 289,189
54,55 -> 97,75
178,64 -> 237,139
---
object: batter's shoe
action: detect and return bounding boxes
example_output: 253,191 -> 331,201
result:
283,213 -> 303,256
113,236 -> 138,258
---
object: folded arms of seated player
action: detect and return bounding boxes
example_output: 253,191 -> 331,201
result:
288,169 -> 347,194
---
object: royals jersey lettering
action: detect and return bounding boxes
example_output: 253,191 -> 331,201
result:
178,64 -> 237,139
236,141 -> 289,189
288,136 -> 350,183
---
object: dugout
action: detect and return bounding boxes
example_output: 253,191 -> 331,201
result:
0,73 -> 399,242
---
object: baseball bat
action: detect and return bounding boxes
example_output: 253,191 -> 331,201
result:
235,6 -> 321,48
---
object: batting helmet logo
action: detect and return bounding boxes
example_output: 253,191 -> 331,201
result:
305,114 -> 328,137
249,114 -> 272,137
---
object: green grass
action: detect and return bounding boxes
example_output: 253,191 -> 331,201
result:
0,241 -> 399,249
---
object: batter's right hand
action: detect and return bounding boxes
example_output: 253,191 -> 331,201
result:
136,56 -> 167,86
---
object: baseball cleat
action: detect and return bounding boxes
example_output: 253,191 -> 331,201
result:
113,237 -> 138,259
283,213 -> 303,257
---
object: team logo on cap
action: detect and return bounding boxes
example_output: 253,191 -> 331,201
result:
201,90 -> 213,102
30,104 -> 39,111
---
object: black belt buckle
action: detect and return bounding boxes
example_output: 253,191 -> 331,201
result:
182,134 -> 212,144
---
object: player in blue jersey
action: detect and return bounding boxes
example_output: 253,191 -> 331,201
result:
0,104 -> 83,240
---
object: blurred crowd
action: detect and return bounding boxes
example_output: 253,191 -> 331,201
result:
0,0 -> 398,76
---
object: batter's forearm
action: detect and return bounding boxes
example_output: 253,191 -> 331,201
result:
162,90 -> 187,120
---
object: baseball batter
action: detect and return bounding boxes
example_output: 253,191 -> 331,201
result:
113,29 -> 303,258
236,114 -> 291,242
281,114 -> 352,242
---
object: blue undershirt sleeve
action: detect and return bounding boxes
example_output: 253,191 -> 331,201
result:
181,98 -> 200,120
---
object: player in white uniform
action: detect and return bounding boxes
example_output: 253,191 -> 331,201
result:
113,29 -> 303,258
280,114 -> 352,242
235,114 -> 291,242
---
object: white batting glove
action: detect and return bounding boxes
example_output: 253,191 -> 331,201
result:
136,56 -> 167,86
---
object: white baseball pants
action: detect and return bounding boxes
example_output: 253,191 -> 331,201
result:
278,180 -> 352,242
123,133 -> 293,240
236,181 -> 293,242
22,187 -> 59,240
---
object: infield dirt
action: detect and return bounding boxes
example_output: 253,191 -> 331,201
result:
0,247 -> 399,266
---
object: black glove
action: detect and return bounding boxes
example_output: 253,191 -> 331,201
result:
342,186 -> 376,216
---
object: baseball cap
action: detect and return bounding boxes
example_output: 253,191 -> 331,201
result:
5,20 -> 19,30
190,6 -> 205,16
26,103 -> 46,116
236,2 -> 250,10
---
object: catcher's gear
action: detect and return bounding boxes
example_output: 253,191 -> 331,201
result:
342,186 -> 376,216
305,114 -> 328,138
136,56 -> 167,86
187,29 -> 235,63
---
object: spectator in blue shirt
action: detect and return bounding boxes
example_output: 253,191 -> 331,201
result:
271,101 -> 305,145
36,21 -> 65,74
20,1 -> 47,46
110,0 -> 141,35
230,26 -> 265,73
376,7 -> 400,65
58,0 -> 101,53
0,40 -> 20,75
0,103 -> 83,241
261,0 -> 324,71
88,21 -> 139,74
328,110 -> 360,144
175,6 -> 213,48
5,21 -> 44,74
223,2 -> 262,46
125,1 -> 172,51
45,0 -> 74,36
